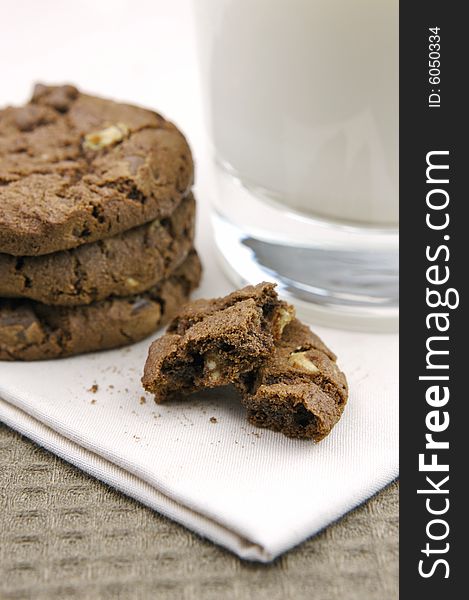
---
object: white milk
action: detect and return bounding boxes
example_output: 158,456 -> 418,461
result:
195,0 -> 398,226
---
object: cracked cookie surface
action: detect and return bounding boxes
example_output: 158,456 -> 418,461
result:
142,283 -> 295,403
236,319 -> 348,441
0,194 -> 195,305
0,250 -> 201,361
0,84 -> 193,256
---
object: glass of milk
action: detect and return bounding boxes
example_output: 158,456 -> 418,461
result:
193,0 -> 398,331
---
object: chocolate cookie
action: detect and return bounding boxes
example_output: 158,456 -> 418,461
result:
0,84 -> 193,256
236,319 -> 348,441
0,250 -> 201,361
0,194 -> 195,305
142,283 -> 295,402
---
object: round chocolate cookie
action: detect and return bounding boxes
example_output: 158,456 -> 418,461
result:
0,250 -> 201,361
0,84 -> 193,256
0,194 -> 195,305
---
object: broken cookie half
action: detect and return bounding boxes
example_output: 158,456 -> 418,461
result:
236,319 -> 348,441
142,282 -> 295,402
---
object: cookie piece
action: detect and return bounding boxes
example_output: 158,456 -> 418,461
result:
0,250 -> 201,361
0,84 -> 193,256
142,283 -> 295,402
0,194 -> 195,305
236,319 -> 348,441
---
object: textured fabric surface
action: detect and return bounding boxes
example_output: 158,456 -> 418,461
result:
0,423 -> 398,600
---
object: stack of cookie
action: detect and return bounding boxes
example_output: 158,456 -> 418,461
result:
0,85 -> 201,360
142,283 -> 348,441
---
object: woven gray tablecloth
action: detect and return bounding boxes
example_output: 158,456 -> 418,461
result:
0,423 -> 398,600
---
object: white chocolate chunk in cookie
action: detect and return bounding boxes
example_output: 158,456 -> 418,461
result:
83,123 -> 129,150
125,277 -> 140,290
288,351 -> 319,374
274,305 -> 296,337
205,354 -> 221,382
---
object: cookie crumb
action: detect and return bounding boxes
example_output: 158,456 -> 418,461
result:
88,384 -> 98,393
139,396 -> 146,405
90,399 -> 96,405
210,417 -> 218,424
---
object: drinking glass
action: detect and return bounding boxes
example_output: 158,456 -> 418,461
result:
193,0 -> 398,331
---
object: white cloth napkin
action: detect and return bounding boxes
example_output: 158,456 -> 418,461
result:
0,223 -> 398,562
